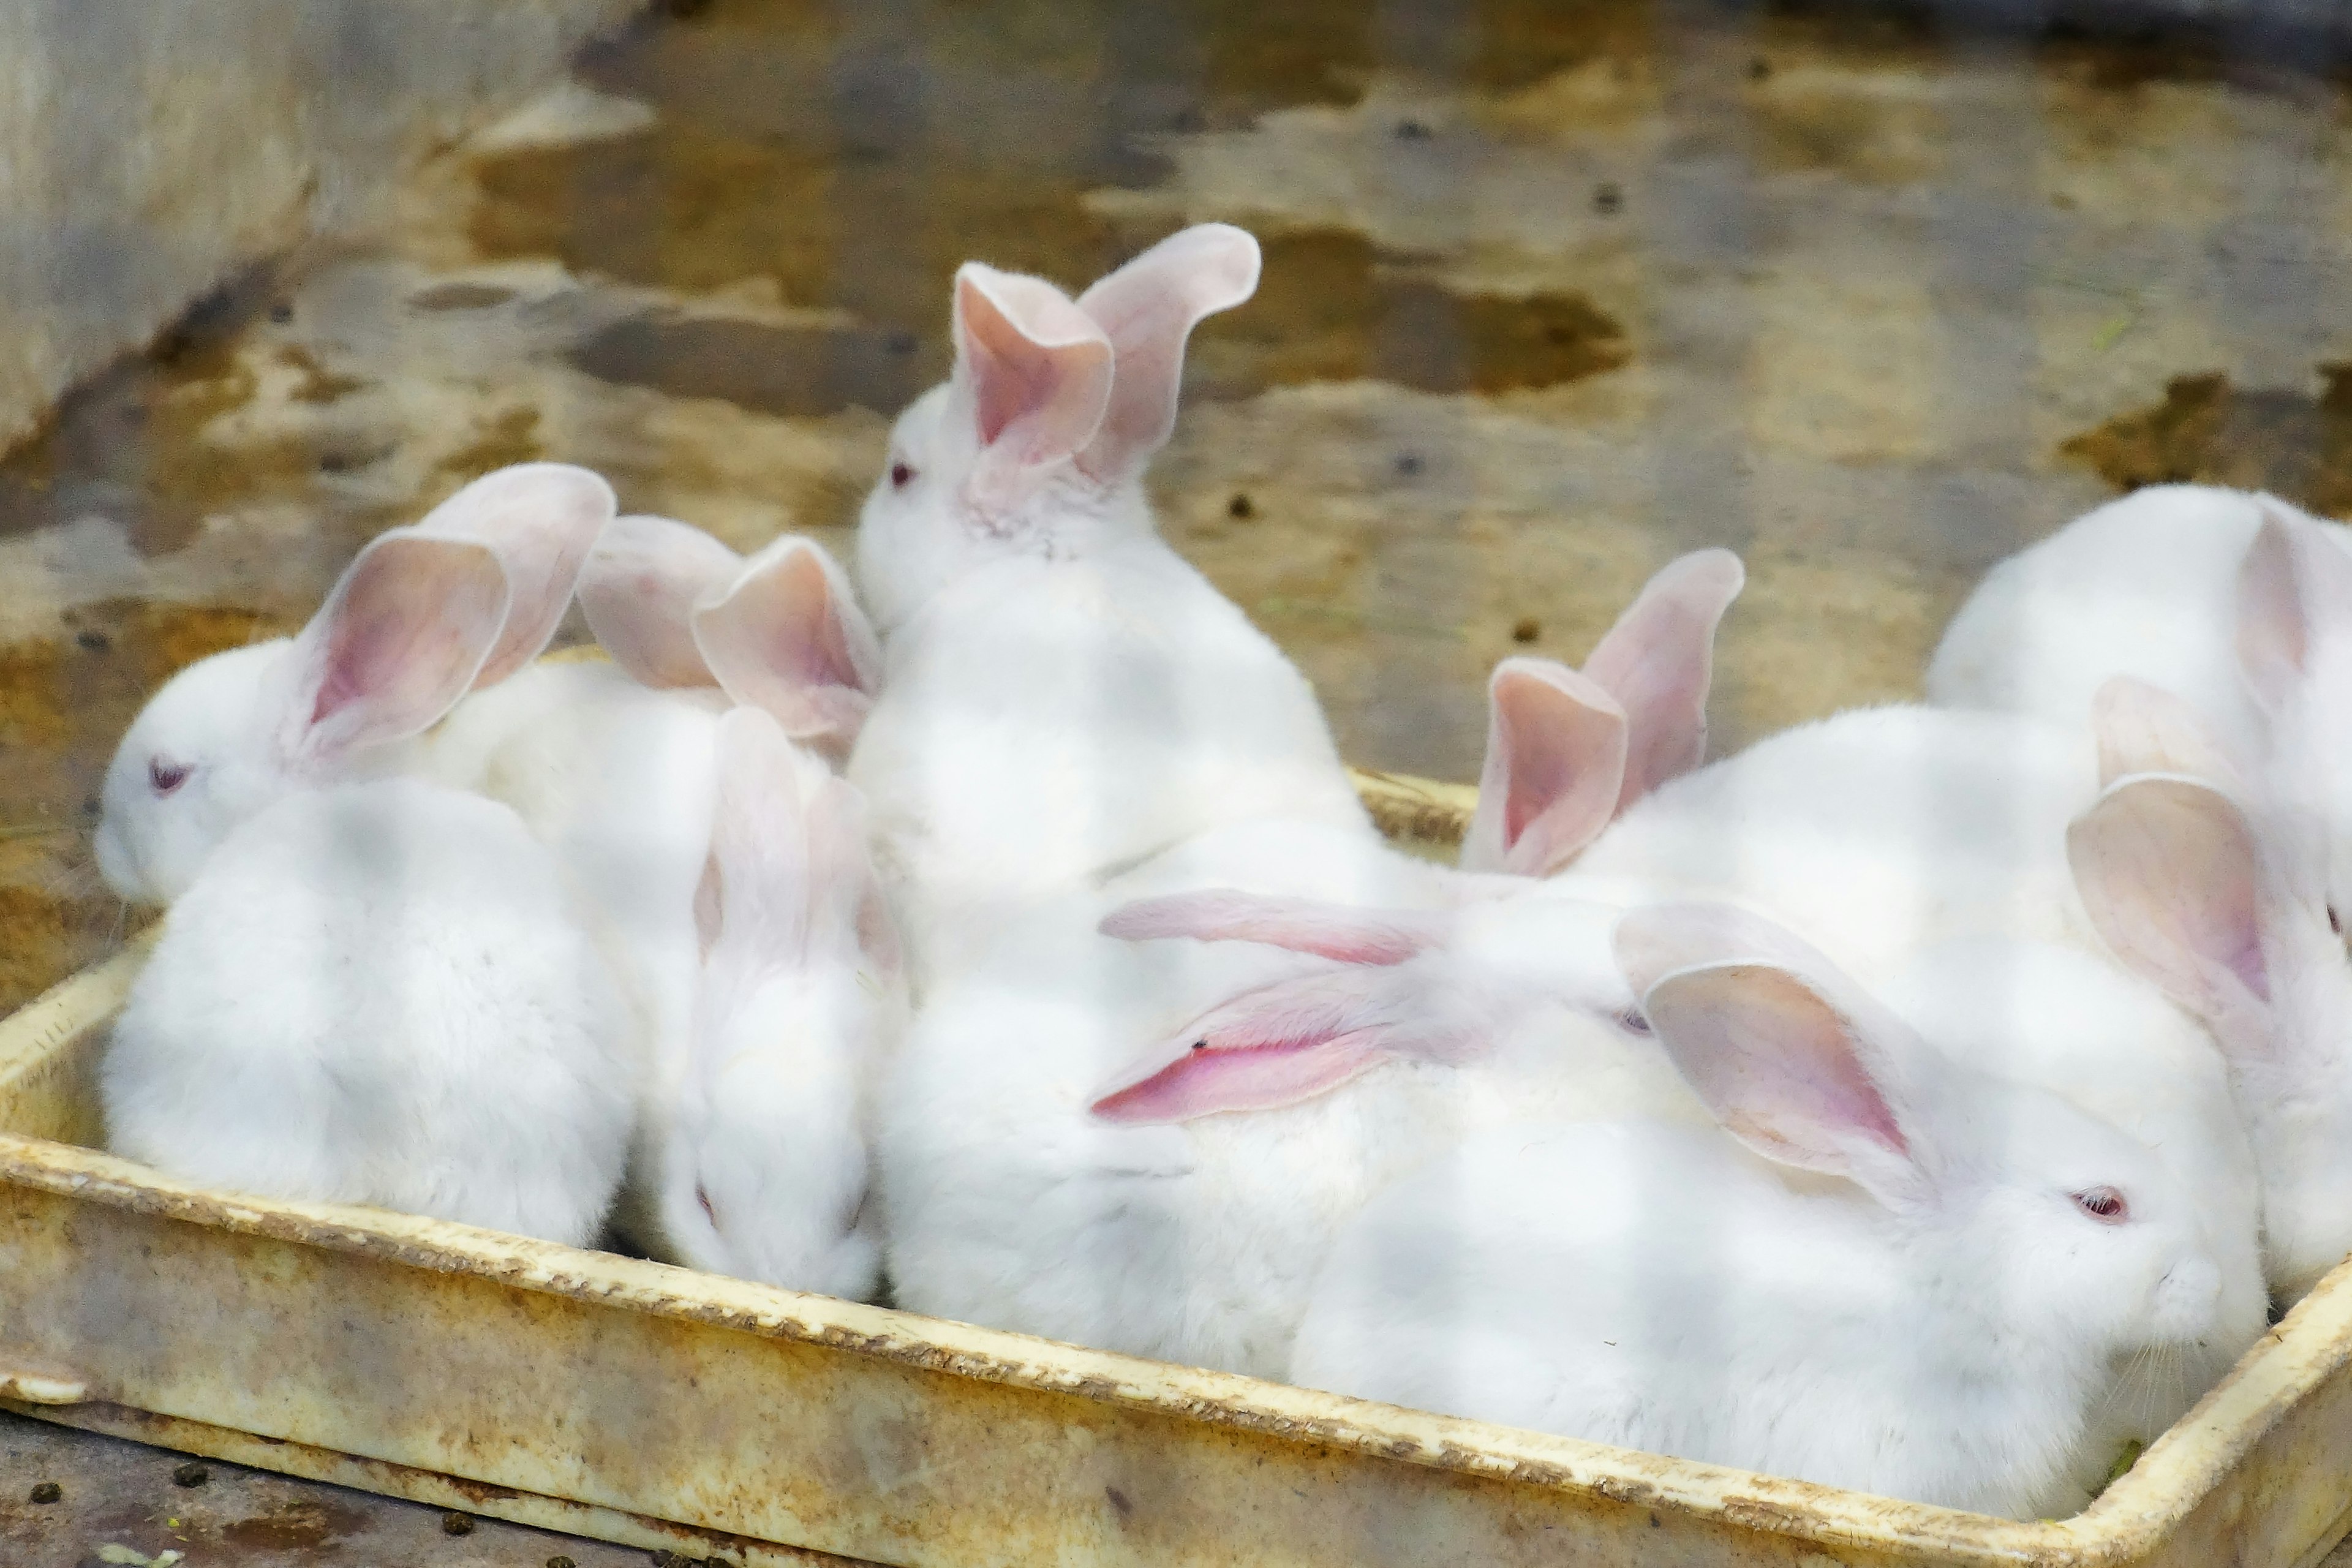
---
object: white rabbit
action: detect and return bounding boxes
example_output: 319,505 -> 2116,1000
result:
1290,902 -> 2228,1521
103,776 -> 636,1246
93,463 -> 616,905
505,521 -> 889,1265
1927,485 -> 2347,765
650,706 -> 902,1298
846,225 -> 1371,983
2065,676 -> 2352,1303
874,552 -> 1747,1369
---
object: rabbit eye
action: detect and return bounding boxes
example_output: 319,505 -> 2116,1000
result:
1615,1008 -> 1651,1036
2072,1186 -> 2128,1224
2329,903 -> 2342,937
889,461 -> 916,490
696,1184 -> 718,1227
148,758 -> 190,796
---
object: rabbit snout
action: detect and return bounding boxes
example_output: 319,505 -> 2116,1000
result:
2150,1254 -> 2224,1342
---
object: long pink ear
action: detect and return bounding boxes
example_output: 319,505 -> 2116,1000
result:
1088,969 -> 1425,1125
953,264 -> 1114,511
1615,902 -> 1922,1206
1581,549 -> 1746,809
578,514 -> 744,688
410,463 -> 616,687
281,531 -> 509,767
1101,890 -> 1447,966
1459,658 -> 1629,876
692,536 -> 883,750
1073,224 -> 1261,485
2090,676 -> 2245,793
2237,501 -> 2352,718
802,772 -> 897,974
2068,774 -> 2273,1034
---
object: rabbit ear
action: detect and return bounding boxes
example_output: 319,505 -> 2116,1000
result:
2068,773 -> 2274,1038
1073,224 -> 1261,485
2091,676 -> 2245,793
692,536 -> 883,749
410,464 -> 616,687
281,530 -> 510,767
801,771 -> 895,971
1088,968 -> 1436,1125
2237,502 -> 2352,718
952,264 -> 1114,511
1101,889 -> 1447,965
578,514 -> 744,688
1616,902 -> 1924,1206
1460,658 -> 1629,876
701,706 -> 816,976
1581,549 -> 1746,809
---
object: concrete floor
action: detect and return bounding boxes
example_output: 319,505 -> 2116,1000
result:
1,0 -> 2349,1558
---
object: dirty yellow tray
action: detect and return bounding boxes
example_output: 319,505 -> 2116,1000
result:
2,774 -> 2350,1567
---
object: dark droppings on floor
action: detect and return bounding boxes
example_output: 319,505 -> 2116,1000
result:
2062,365 -> 2352,518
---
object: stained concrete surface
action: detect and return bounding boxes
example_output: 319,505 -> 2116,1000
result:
1,0 -> 2350,1556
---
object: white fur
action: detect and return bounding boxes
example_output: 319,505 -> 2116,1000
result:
104,779 -> 636,1245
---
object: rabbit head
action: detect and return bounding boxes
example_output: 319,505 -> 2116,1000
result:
1618,902 -> 2226,1360
856,224 -> 1261,635
94,464 -> 614,904
2070,675 -> 2352,1302
581,516 -> 883,756
1461,549 -> 1746,877
661,706 -> 899,1290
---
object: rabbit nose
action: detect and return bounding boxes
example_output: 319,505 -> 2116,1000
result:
2152,1255 -> 2222,1339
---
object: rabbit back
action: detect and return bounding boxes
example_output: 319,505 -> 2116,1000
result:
104,778 -> 636,1245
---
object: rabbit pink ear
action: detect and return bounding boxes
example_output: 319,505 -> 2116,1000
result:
578,514 -> 744,688
1616,902 -> 1922,1205
2068,773 -> 2274,1037
692,536 -> 883,749
1073,224 -> 1261,485
1581,549 -> 1745,810
282,531 -> 509,767
802,771 -> 897,972
2237,502 -> 2352,718
701,706 -> 816,973
2090,676 -> 2244,793
1460,658 -> 1629,876
410,464 -> 616,688
1088,969 -> 1419,1124
1101,890 -> 1446,965
952,264 -> 1114,510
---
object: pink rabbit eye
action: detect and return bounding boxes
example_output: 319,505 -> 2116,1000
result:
2072,1186 -> 2128,1223
148,758 -> 190,795
1615,1009 -> 1651,1036
889,461 -> 916,490
696,1185 -> 718,1227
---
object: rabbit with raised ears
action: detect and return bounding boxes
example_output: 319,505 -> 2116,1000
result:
848,225 -> 1371,982
651,706 -> 901,1298
1289,902 -> 2228,1520
2067,676 -> 2352,1303
103,776 -> 636,1246
93,463 -> 615,906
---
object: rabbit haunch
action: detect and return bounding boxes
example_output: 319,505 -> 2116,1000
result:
875,550 -> 1747,1377
1290,903 -> 2227,1521
104,778 -> 636,1245
846,225 -> 1370,987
